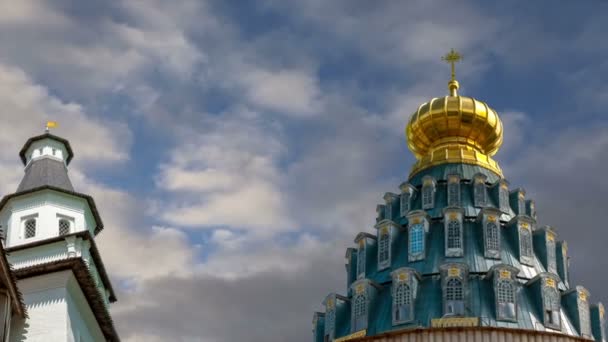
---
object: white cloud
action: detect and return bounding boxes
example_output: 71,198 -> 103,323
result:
155,113 -> 294,234
241,68 -> 321,116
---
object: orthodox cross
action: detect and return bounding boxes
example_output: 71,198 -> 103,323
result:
441,49 -> 462,81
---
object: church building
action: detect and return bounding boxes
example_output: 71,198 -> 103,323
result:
312,50 -> 606,342
0,129 -> 119,341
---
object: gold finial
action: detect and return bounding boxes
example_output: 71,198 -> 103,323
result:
442,48 -> 462,96
45,121 -> 58,133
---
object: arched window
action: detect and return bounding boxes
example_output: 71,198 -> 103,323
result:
520,227 -> 533,260
445,277 -> 465,316
496,279 -> 516,321
409,224 -> 425,260
24,219 -> 36,239
378,229 -> 390,268
543,286 -> 561,328
357,244 -> 366,278
485,221 -> 500,257
447,220 -> 461,250
353,294 -> 367,331
579,298 -> 591,336
58,219 -> 70,236
394,283 -> 412,323
474,180 -> 487,207
447,177 -> 460,207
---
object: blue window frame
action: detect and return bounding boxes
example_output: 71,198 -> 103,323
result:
409,224 -> 425,258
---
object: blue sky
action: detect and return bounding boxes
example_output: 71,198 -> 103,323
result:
0,1 -> 607,341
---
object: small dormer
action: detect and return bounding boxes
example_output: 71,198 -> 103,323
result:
322,293 -> 349,342
509,188 -> 526,216
556,241 -> 570,286
472,173 -> 488,208
421,176 -> 436,209
398,182 -> 416,217
478,207 -> 503,259
345,248 -> 357,292
354,233 -> 377,279
446,174 -> 461,207
507,215 -> 536,266
562,286 -> 592,338
375,220 -> 399,270
493,179 -> 510,213
350,279 -> 381,333
590,302 -> 606,342
533,226 -> 558,274
526,273 -> 562,330
383,192 -> 398,222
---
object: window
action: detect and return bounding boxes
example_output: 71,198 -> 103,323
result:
447,219 -> 461,249
520,226 -> 533,263
378,229 -> 390,268
400,192 -> 410,217
422,177 -> 435,209
394,283 -> 413,323
409,224 -> 425,260
353,294 -> 367,331
24,219 -> 36,239
543,286 -> 560,328
357,244 -> 366,278
447,176 -> 460,206
485,220 -> 500,258
579,297 -> 591,337
496,279 -> 516,321
59,219 -> 70,236
499,185 -> 510,212
445,278 -> 465,316
547,238 -> 557,273
474,179 -> 487,207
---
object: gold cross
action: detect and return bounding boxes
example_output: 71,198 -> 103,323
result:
441,48 -> 462,81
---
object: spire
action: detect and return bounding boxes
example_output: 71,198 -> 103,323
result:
441,48 -> 462,96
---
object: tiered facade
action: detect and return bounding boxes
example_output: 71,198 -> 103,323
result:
312,60 -> 606,342
0,131 -> 119,341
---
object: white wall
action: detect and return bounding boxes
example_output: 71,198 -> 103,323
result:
9,271 -> 105,342
9,271 -> 69,342
0,190 -> 97,247
66,276 -> 105,342
7,238 -> 110,305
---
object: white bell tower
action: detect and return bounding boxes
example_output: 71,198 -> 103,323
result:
0,130 -> 119,341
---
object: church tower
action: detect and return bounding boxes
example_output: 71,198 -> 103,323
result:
312,50 -> 606,342
0,129 -> 119,341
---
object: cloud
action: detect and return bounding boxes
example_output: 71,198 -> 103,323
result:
240,68 -> 321,116
155,112 -> 294,234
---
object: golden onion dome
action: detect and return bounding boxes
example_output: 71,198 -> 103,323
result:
406,50 -> 504,177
